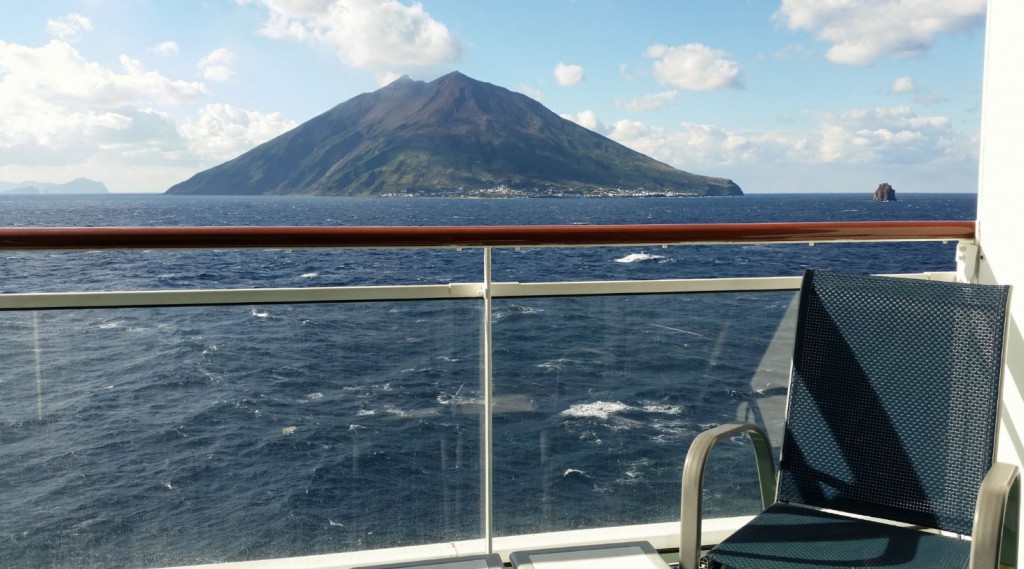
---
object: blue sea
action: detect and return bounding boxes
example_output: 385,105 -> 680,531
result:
0,193 -> 975,568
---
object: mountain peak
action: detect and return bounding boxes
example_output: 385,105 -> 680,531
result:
438,70 -> 469,81
386,74 -> 416,86
431,71 -> 504,94
166,72 -> 742,197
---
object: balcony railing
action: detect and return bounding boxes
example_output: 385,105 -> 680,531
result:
0,221 -> 975,569
0,220 -> 975,250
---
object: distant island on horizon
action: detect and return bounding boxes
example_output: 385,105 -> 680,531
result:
0,178 -> 109,195
167,72 -> 742,198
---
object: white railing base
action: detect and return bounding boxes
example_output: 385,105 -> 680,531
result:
154,516 -> 754,569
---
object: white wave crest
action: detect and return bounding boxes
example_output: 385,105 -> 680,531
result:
562,468 -> 590,479
650,420 -> 690,443
615,252 -> 665,263
642,402 -> 682,415
560,401 -> 632,420
299,272 -> 318,279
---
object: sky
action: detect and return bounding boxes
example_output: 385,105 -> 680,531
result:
0,0 -> 989,194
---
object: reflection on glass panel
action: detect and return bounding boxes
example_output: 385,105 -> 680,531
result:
0,301 -> 481,568
492,292 -> 795,536
0,247 -> 480,294
491,241 -> 960,283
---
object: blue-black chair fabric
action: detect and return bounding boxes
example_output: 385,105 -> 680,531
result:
705,503 -> 971,569
778,271 -> 1007,534
705,270 -> 1009,568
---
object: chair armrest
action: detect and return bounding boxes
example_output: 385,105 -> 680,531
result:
970,462 -> 1020,569
679,422 -> 776,569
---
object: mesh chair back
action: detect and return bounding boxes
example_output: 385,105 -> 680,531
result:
777,270 -> 1009,535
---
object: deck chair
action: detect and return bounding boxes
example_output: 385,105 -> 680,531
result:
680,270 -> 1020,569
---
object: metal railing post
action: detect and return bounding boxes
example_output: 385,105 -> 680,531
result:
482,247 -> 494,554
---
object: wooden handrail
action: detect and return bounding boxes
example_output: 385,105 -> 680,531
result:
0,220 -> 975,250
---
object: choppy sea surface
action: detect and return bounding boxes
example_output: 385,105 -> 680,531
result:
0,194 -> 974,568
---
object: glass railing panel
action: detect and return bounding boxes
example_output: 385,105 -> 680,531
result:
0,300 -> 482,568
0,248 -> 482,293
491,241 -> 961,283
3,237 -> 962,295
491,291 -> 796,537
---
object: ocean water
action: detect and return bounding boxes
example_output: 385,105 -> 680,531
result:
0,194 -> 975,568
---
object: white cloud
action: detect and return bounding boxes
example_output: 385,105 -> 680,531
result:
774,0 -> 986,66
618,90 -> 678,113
180,103 -> 297,162
0,39 -> 206,151
198,48 -> 238,82
890,76 -> 917,94
644,43 -> 742,91
603,119 -> 793,167
0,103 -> 191,170
553,62 -> 584,87
241,0 -> 464,68
0,101 -> 298,191
0,38 -> 217,191
0,35 -> 302,191
568,105 -> 975,176
518,84 -> 543,101
811,105 -> 961,164
560,110 -> 606,133
46,13 -> 93,43
888,76 -> 947,105
151,41 -> 181,56
0,40 -> 206,109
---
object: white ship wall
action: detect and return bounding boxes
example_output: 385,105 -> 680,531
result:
976,0 -> 1024,559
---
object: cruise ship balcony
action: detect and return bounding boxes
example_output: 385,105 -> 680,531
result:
5,0 -> 1024,565
0,220 -> 990,569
